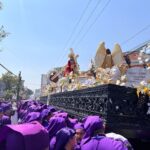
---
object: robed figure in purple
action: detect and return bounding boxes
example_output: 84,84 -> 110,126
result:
48,117 -> 66,150
0,121 -> 49,150
0,107 -> 11,127
81,116 -> 128,150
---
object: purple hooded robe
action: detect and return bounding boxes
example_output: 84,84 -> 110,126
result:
0,121 -> 49,150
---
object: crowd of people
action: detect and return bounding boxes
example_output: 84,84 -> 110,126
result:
0,100 -> 133,150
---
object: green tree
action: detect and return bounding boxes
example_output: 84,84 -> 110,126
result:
0,72 -> 18,99
22,88 -> 33,99
26,88 -> 33,96
0,2 -> 15,100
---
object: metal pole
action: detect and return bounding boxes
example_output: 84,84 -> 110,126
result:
16,71 -> 21,101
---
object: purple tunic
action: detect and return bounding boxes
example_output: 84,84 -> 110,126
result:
24,112 -> 40,123
74,122 -> 84,130
40,109 -> 52,120
54,127 -> 75,150
81,136 -> 128,150
67,118 -> 78,128
0,121 -> 49,150
0,115 -> 11,126
1,103 -> 11,112
83,116 -> 103,139
47,106 -> 56,113
74,123 -> 85,150
49,136 -> 56,150
54,112 -> 68,119
47,117 -> 66,140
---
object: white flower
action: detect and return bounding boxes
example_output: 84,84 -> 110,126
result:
138,57 -> 142,60
146,67 -> 150,70
145,58 -> 150,62
121,75 -> 127,81
139,49 -> 145,56
116,80 -> 120,85
140,49 -> 145,53
139,60 -> 143,64
140,80 -> 147,86
120,83 -> 125,86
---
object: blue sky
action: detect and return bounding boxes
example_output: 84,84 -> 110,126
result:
0,0 -> 150,91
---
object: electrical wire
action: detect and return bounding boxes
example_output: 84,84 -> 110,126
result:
70,0 -> 102,47
74,0 -> 112,49
121,24 -> 150,45
54,0 -> 93,67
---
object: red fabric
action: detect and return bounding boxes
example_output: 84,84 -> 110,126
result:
64,59 -> 76,76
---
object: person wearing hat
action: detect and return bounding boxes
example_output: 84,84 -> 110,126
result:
54,127 -> 76,150
1,103 -> 13,118
54,112 -> 68,120
74,123 -> 85,142
67,118 -> 78,129
74,123 -> 85,150
24,112 -> 41,123
40,109 -> 53,128
0,107 -> 11,127
81,115 -> 128,150
48,117 -> 66,150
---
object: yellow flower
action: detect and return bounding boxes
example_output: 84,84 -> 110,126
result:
143,87 -> 149,94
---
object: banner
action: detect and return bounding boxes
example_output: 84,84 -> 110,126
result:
126,67 -> 146,86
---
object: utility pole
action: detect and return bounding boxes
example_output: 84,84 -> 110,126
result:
16,71 -> 21,101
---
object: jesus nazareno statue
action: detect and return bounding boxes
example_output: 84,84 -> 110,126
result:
64,48 -> 79,76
